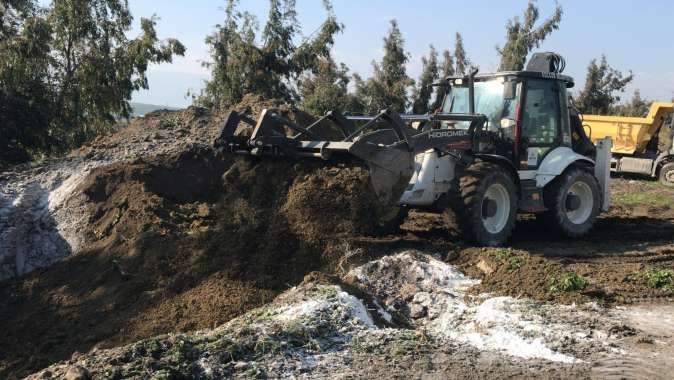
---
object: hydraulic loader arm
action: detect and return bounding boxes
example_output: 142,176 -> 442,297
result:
214,108 -> 489,207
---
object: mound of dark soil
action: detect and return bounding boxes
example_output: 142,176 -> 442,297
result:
0,106 -> 400,378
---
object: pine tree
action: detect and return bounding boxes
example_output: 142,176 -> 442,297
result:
497,1 -> 563,71
298,57 -> 359,115
259,0 -> 298,99
615,90 -> 650,117
355,20 -> 413,113
198,2 -> 263,107
454,33 -> 469,75
431,49 -> 455,111
411,45 -> 439,114
440,49 -> 455,79
576,55 -> 633,115
198,0 -> 342,107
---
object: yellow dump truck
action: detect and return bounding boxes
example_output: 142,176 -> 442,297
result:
582,102 -> 674,185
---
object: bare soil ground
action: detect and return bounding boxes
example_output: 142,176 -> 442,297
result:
1,100 -> 673,379
457,178 -> 674,304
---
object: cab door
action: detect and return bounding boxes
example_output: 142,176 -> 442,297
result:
519,78 -> 569,169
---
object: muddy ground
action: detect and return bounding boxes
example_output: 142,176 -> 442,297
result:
1,101 -> 673,379
24,253 -> 674,380
397,177 -> 674,305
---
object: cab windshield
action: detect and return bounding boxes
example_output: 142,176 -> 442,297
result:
442,78 -> 518,131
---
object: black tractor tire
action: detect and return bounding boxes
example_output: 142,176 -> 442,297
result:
541,168 -> 601,238
659,162 -> 674,187
443,162 -> 518,246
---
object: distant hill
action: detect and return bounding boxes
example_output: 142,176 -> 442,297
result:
130,102 -> 180,117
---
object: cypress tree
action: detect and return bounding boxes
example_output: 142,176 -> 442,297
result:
412,45 -> 439,114
431,49 -> 455,111
497,1 -> 562,71
576,55 -> 633,115
454,33 -> 469,75
355,19 -> 413,113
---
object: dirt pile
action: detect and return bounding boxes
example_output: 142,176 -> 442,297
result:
0,100 -> 400,378
0,106 -> 223,281
0,96 -> 321,281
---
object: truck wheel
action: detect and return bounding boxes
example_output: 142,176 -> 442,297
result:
444,162 -> 518,246
659,163 -> 674,187
542,168 -> 600,238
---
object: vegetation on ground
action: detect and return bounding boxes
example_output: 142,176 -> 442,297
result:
639,267 -> 674,292
493,248 -> 525,272
613,190 -> 672,207
549,272 -> 589,293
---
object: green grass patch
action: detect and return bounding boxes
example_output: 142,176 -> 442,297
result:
640,267 -> 674,292
493,248 -> 525,272
549,272 -> 589,293
613,192 -> 671,207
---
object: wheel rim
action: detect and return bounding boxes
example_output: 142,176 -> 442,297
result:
665,168 -> 674,183
565,181 -> 593,225
481,183 -> 510,234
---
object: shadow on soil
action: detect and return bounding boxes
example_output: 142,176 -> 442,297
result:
512,215 -> 674,257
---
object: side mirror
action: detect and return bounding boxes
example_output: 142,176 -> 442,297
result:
504,81 -> 517,100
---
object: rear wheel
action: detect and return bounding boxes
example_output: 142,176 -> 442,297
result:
542,168 -> 600,237
443,162 -> 518,246
659,162 -> 674,187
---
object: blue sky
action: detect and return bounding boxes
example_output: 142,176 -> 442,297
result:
124,0 -> 674,107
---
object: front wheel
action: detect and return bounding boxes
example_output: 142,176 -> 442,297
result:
542,168 -> 601,238
443,162 -> 518,246
659,162 -> 674,187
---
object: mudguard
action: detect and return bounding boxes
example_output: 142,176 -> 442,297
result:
535,147 -> 594,188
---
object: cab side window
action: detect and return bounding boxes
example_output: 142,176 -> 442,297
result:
522,79 -> 560,145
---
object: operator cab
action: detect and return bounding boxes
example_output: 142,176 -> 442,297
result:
439,70 -> 578,170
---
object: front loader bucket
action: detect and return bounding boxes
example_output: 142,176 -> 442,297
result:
214,109 -> 420,206
214,104 -> 488,208
348,130 -> 415,206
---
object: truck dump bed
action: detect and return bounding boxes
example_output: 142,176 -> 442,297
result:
583,102 -> 674,155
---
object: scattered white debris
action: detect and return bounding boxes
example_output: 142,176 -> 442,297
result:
350,251 -> 591,363
274,286 -> 375,329
336,290 -> 375,328
447,297 -> 578,363
277,299 -> 325,321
